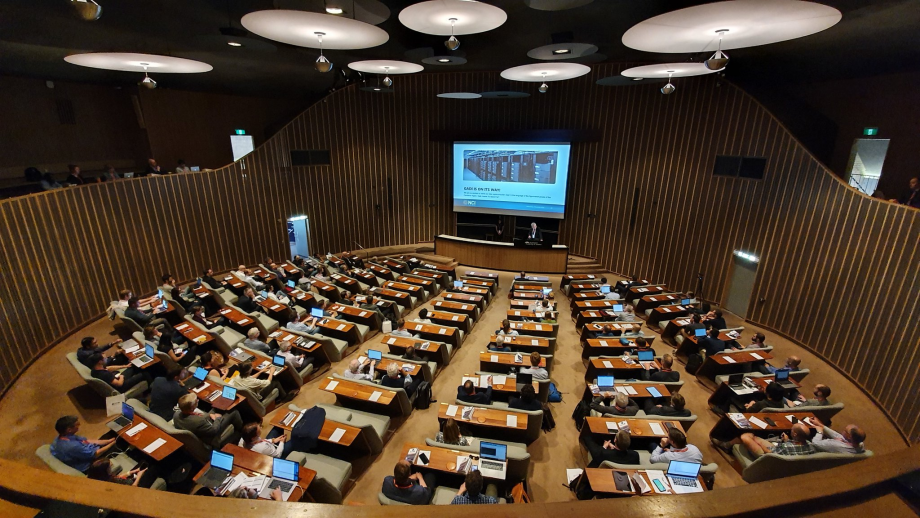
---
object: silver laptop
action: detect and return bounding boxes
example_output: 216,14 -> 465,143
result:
259,457 -> 300,500
666,460 -> 704,494
477,441 -> 507,480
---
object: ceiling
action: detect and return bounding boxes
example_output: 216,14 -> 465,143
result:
1,0 -> 919,100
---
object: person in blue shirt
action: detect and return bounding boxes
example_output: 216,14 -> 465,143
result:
450,470 -> 498,504
50,415 -> 117,472
381,460 -> 435,505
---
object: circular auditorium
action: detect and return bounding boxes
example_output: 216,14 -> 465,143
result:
0,1 -> 918,516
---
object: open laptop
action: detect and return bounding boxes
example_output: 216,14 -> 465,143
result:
131,344 -> 156,367
453,280 -> 464,289
612,304 -> 624,312
666,460 -> 704,494
190,166 -> 200,172
542,287 -> 551,296
694,328 -> 707,338
681,298 -> 693,305
773,368 -> 797,389
310,307 -> 324,318
183,366 -> 209,389
600,285 -> 611,294
287,280 -> 296,288
106,402 -> 135,432
123,172 -> 135,178
199,450 -> 234,489
259,457 -> 300,500
220,385 -> 237,402
477,441 -> 507,480
597,375 -> 615,391
272,355 -> 286,368
637,349 -> 655,368
515,371 -> 533,392
727,373 -> 745,390
367,349 -> 382,361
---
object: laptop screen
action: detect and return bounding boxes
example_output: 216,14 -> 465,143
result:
667,460 -> 702,478
272,458 -> 299,482
367,349 -> 382,361
310,308 -> 324,318
479,441 -> 507,462
453,280 -> 463,289
287,280 -> 296,288
681,298 -> 692,305
694,328 -> 707,337
600,285 -> 611,294
158,289 -> 163,298
638,350 -> 654,362
272,355 -> 285,367
221,386 -> 237,400
612,304 -> 624,312
774,368 -> 790,381
193,367 -> 208,381
542,287 -> 551,295
516,372 -> 533,385
597,375 -> 615,388
121,402 -> 134,420
728,373 -> 743,385
145,344 -> 155,359
211,450 -> 234,471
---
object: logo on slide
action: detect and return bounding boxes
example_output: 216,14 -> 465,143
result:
465,200 -> 476,206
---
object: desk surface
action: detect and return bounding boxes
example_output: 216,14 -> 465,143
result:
381,335 -> 443,353
438,402 -> 528,431
268,410 -> 360,447
435,235 -> 568,274
194,443 -> 315,501
480,352 -> 546,367
190,380 -> 247,411
113,414 -> 182,461
398,442 -> 505,480
585,468 -> 706,496
583,417 -> 683,438
320,377 -> 395,406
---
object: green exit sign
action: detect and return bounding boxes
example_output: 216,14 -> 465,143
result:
863,127 -> 878,136
234,129 -> 246,135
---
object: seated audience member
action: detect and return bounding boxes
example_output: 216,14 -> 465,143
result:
87,459 -> 154,488
590,392 -> 639,417
616,305 -> 639,323
108,289 -> 133,313
788,384 -> 832,407
201,351 -> 228,379
236,287 -> 261,314
41,172 -> 62,190
243,328 -> 272,355
644,392 -> 691,417
600,277 -> 621,301
173,393 -> 243,449
175,159 -> 191,174
457,378 -> 492,405
124,296 -> 169,329
65,164 -> 86,185
379,362 -> 421,394
239,421 -> 293,458
381,460 -> 435,505
287,314 -> 319,335
682,313 -> 705,336
265,284 -> 292,305
650,427 -> 703,463
435,417 -> 471,446
488,335 -> 512,353
450,470 -> 498,505
157,329 -> 192,366
890,177 -> 920,208
810,418 -> 866,454
744,381 -> 787,412
192,305 -> 225,330
594,324 -> 617,338
416,308 -> 432,324
701,308 -> 727,330
699,327 -> 727,356
761,355 -> 802,375
148,367 -> 189,421
89,354 -> 149,393
201,268 -> 222,289
343,358 -> 376,381
77,336 -> 126,369
715,423 -> 816,457
508,384 -> 542,412
159,273 -> 182,301
519,351 -> 549,381
277,341 -> 312,369
735,332 -> 767,350
233,266 -> 264,289
50,416 -> 116,472
583,430 -> 639,468
390,319 -> 414,338
229,362 -> 286,401
496,319 -> 518,339
144,158 -> 162,176
650,354 -> 680,382
402,344 -> 420,361
530,298 -> 554,313
634,336 -> 656,356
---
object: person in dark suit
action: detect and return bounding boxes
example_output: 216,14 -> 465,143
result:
457,378 -> 492,405
649,354 -> 680,382
583,430 -> 640,468
590,392 -> 639,416
88,354 -> 150,393
891,177 -> 920,208
699,327 -> 727,356
65,164 -> 87,185
702,309 -> 726,331
124,296 -> 169,329
148,367 -> 189,421
527,222 -> 542,241
201,268 -> 222,289
236,287 -> 260,314
173,393 -> 242,449
682,313 -> 705,337
644,392 -> 691,417
508,384 -> 542,412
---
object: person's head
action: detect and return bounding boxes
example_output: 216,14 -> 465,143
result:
813,384 -> 831,400
531,222 -> 537,230
714,309 -> 723,318
661,354 -> 674,370
80,337 -> 96,350
241,422 -> 262,444
158,329 -> 174,347
386,362 -> 399,378
193,305 -> 205,316
127,296 -> 140,308
614,392 -> 629,409
243,287 -> 254,298
247,328 -> 261,340
602,324 -> 612,334
88,353 -> 104,369
614,430 -> 631,451
54,415 -> 80,436
419,308 -> 428,319
279,341 -> 293,353
636,337 -> 648,349
178,393 -> 198,414
166,367 -> 182,380
238,362 -> 253,378
405,345 -> 417,358
530,351 -> 541,367
203,268 -> 213,277
844,424 -> 866,446
501,319 -> 511,332
541,299 -> 549,308
348,359 -> 361,373
790,423 -> 810,443
625,304 -> 635,315
118,289 -> 132,301
442,417 -> 461,443
691,313 -> 701,324
668,427 -> 688,448
178,159 -> 187,166
464,469 -> 484,498
520,384 -> 536,404
161,273 -> 174,285
785,356 -> 802,369
600,277 -> 608,284
463,380 -> 475,395
393,460 -> 412,485
201,351 -> 215,367
910,177 -> 919,191
765,381 -> 786,401
396,319 -> 406,330
86,459 -> 115,481
752,332 -> 766,345
148,158 -> 157,166
68,164 -> 80,175
671,392 -> 686,411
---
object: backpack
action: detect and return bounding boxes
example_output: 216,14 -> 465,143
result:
414,381 -> 433,409
685,353 -> 704,375
541,403 -> 556,432
568,472 -> 595,500
571,400 -> 591,431
547,382 -> 562,403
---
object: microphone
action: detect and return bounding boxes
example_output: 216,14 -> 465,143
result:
354,241 -> 367,259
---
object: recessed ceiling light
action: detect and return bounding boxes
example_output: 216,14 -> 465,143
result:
326,6 -> 344,15
438,58 -> 451,63
227,41 -> 243,47
552,49 -> 571,55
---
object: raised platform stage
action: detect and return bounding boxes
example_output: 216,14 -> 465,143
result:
434,234 -> 569,273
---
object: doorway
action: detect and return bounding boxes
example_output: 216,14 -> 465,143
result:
287,216 -> 310,260
724,251 -> 759,319
845,138 -> 890,196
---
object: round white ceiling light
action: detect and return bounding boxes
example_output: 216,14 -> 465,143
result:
241,10 -> 389,49
64,53 -> 213,73
500,62 -> 591,82
527,43 -> 598,61
437,92 -> 482,99
347,60 -> 424,74
421,56 -> 467,65
621,63 -> 722,78
398,0 -> 507,36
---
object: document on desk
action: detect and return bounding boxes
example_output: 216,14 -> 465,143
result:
238,318 -> 250,325
615,386 -> 628,395
646,470 -> 670,494
336,324 -> 346,331
329,428 -> 347,443
514,311 -> 521,316
649,422 -> 666,436
624,386 -> 638,395
192,382 -> 209,394
490,354 -> 499,363
387,337 -> 397,344
749,416 -> 769,429
750,353 -> 764,360
143,438 -> 167,454
446,405 -> 459,417
492,376 -> 507,386
535,324 -> 544,331
125,423 -> 147,437
461,305 -> 470,310
602,360 -> 614,369
369,391 -> 382,402
415,325 -> 424,331
106,394 -> 126,417
451,315 -> 459,321
532,339 -> 539,345
724,356 -> 737,364
606,420 -> 618,431
326,380 -> 339,391
438,328 -> 447,334
599,340 -> 609,347
123,342 -> 141,354
506,414 -> 518,427
479,374 -> 492,387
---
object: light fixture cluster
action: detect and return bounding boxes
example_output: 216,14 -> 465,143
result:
71,0 -> 102,21
139,63 -> 157,89
314,32 -> 333,73
734,250 -> 760,263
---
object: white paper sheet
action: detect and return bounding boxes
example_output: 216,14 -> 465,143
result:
506,414 -> 518,427
599,340 -> 609,347
602,361 -> 613,369
125,423 -> 147,437
649,422 -> 666,436
566,468 -> 584,485
336,324 -> 346,331
749,416 -> 769,429
724,356 -> 736,364
438,328 -> 447,334
493,375 -> 507,386
326,380 -> 339,391
143,438 -> 167,453
369,391 -> 382,402
446,405 -> 459,417
750,353 -> 764,360
387,337 -> 397,344
329,428 -> 347,443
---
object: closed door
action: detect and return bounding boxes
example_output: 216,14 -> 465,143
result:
725,255 -> 758,319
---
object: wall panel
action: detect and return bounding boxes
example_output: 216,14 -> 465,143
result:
0,65 -> 918,442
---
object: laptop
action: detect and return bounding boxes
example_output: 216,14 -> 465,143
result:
597,375 -> 615,391
220,385 -> 237,401
637,350 -> 655,368
106,402 -> 135,432
367,349 -> 382,361
600,285 -> 611,294
666,460 -> 704,494
542,287 -> 551,296
287,280 -> 296,288
727,373 -> 745,389
310,307 -> 324,318
477,441 -> 507,480
259,458 -> 300,500
774,368 -> 797,389
681,298 -> 693,305
612,304 -> 624,312
183,367 -> 209,388
190,166 -> 200,172
694,328 -> 707,338
515,371 -> 533,391
272,355 -> 286,368
453,280 -> 464,289
199,450 -> 234,489
123,172 -> 135,178
131,344 -> 156,367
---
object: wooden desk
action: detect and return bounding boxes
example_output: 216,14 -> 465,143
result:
369,286 -> 412,310
350,270 -> 380,287
443,292 -> 485,311
427,310 -> 470,332
373,357 -> 422,378
280,263 -> 303,276
582,323 -> 642,342
381,335 -> 448,364
267,329 -> 328,375
268,409 -> 361,448
432,299 -> 478,319
458,286 -> 490,298
572,300 -> 618,319
573,291 -> 605,301
511,291 -> 543,300
464,270 -> 500,284
674,331 -> 738,363
707,376 -> 800,412
409,322 -> 460,348
367,263 -> 396,281
507,309 -> 558,322
310,279 -> 340,301
460,278 -> 495,293
585,468 -> 706,497
174,322 -> 214,347
250,268 -> 278,284
112,414 -> 182,461
194,443 -> 315,501
709,412 -> 817,441
696,351 -> 773,390
582,338 -> 640,359
402,255 -> 456,277
435,234 -> 568,273
316,317 -> 360,345
561,274 -> 598,288
463,374 -> 538,398
437,402 -> 528,432
513,283 -> 548,292
330,273 -> 361,293
256,298 -> 294,324
398,442 -> 507,481
190,380 -> 246,411
586,358 -> 657,381
381,258 -> 408,273
215,307 -> 257,331
508,321 -> 556,337
627,285 -> 667,299
410,269 -> 447,289
329,303 -> 379,331
576,309 -> 622,328
634,294 -> 681,314
646,304 -> 691,327
289,288 -> 318,310
397,275 -> 437,295
660,318 -> 692,345
582,417 -> 683,439
480,351 -> 546,373
122,345 -> 162,370
584,383 -> 671,402
568,282 -> 602,295
488,334 -> 550,353
320,377 -> 396,407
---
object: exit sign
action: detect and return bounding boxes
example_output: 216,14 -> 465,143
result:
234,129 -> 246,135
863,127 -> 878,136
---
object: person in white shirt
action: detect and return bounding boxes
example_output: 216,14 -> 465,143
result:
266,285 -> 291,305
616,305 -> 639,322
415,308 -> 432,324
496,319 -> 518,339
287,315 -> 319,335
343,358 -> 375,381
234,266 -> 264,289
519,352 -> 549,381
277,341 -> 310,369
239,421 -> 291,458
390,320 -> 415,338
600,277 -> 622,300
650,427 -> 703,464
228,362 -> 286,401
528,298 -> 554,313
810,418 -> 865,454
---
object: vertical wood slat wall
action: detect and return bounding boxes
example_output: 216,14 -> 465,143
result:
0,64 -> 917,441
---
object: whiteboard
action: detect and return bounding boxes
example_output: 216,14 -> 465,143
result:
230,135 -> 255,162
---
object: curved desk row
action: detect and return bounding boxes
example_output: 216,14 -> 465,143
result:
434,234 -> 568,273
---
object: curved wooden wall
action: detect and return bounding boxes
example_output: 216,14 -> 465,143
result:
0,64 -> 917,441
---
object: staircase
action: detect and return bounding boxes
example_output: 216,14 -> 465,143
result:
567,254 -> 608,274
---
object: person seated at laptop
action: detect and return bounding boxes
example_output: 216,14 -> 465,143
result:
287,313 -> 320,335
583,429 -> 639,468
644,392 -> 691,417
680,313 -> 705,337
457,378 -> 493,405
390,319 -> 415,338
190,305 -> 225,330
616,305 -> 639,322
148,367 -> 189,421
277,341 -> 312,370
650,427 -> 703,463
650,354 -> 680,382
519,352 -> 549,381
236,287 -> 261,314
156,329 -> 194,367
239,421 -> 294,459
173,394 -> 243,449
89,354 -> 150,393
87,458 -> 155,488
243,328 -> 272,355
381,460 -> 436,505
338,290 -> 355,307
593,324 -> 617,338
435,417 -> 472,446
590,392 -> 639,417
496,319 -> 518,339
229,362 -> 287,402
743,381 -> 786,412
314,299 -> 338,319
699,327 -> 727,356
379,362 -> 421,395
200,351 -> 228,379
201,268 -> 222,289
124,296 -> 170,330
77,336 -> 128,369
599,277 -> 621,300
701,308 -> 726,331
508,384 -> 543,412
787,384 -> 832,407
713,422 -> 816,458
344,358 -> 376,381
233,266 -> 264,289
634,336 -> 656,357
810,418 -> 866,454
415,308 -> 432,324
451,469 -> 499,505
488,334 -> 512,353
264,284 -> 292,306
760,355 -> 802,375
50,416 -> 117,472
734,332 -> 767,350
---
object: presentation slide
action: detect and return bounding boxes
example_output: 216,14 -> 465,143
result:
453,142 -> 572,219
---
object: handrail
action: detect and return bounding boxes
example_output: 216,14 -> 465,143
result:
2,445 -> 918,517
